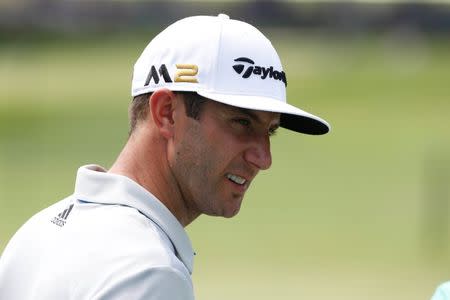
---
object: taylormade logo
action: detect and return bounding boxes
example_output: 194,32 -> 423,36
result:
232,57 -> 287,86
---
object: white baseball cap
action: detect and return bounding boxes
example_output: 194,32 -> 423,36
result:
132,14 -> 330,135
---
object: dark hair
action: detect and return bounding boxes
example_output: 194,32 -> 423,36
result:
128,91 -> 208,135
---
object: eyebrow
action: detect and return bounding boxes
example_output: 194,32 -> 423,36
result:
237,108 -> 261,123
235,107 -> 281,129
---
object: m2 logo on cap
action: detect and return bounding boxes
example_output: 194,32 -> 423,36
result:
145,64 -> 198,86
232,57 -> 287,86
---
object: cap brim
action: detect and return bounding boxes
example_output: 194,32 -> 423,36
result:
197,91 -> 330,135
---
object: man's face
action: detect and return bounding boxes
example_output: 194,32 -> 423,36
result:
169,98 -> 280,218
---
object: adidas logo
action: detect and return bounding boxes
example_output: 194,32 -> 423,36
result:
51,204 -> 74,227
232,57 -> 287,86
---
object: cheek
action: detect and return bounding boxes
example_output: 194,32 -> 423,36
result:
170,119 -> 244,189
170,125 -> 216,187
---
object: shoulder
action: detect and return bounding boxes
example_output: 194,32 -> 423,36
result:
1,197 -> 194,299
65,201 -> 194,298
74,201 -> 190,264
1,197 -> 73,251
70,201 -> 181,263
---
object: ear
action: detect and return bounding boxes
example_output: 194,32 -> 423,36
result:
149,88 -> 176,139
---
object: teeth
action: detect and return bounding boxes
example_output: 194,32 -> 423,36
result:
227,173 -> 246,185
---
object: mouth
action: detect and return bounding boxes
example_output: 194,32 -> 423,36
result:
226,173 -> 247,186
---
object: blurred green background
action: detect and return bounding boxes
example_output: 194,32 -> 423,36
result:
1,1 -> 450,300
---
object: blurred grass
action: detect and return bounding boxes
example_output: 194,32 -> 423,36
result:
1,30 -> 450,300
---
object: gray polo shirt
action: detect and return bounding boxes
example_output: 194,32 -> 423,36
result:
0,165 -> 195,300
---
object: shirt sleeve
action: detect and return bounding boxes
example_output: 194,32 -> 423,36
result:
431,282 -> 450,300
78,266 -> 194,300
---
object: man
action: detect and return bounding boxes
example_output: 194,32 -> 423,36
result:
0,14 -> 329,299
432,282 -> 450,300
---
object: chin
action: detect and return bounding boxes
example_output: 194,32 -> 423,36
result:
222,209 -> 240,218
205,194 -> 243,218
222,202 -> 242,218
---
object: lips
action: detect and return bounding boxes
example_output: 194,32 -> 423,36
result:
226,173 -> 246,185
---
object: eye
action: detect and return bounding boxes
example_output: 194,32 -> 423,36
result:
234,118 -> 251,127
268,128 -> 277,137
269,125 -> 279,137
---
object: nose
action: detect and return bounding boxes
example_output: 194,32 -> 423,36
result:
244,134 -> 272,171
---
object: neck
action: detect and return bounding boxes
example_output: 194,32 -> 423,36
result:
108,127 -> 199,227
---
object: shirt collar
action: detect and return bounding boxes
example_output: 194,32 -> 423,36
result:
73,164 -> 195,274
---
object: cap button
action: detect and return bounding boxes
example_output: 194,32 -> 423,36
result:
218,13 -> 230,20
